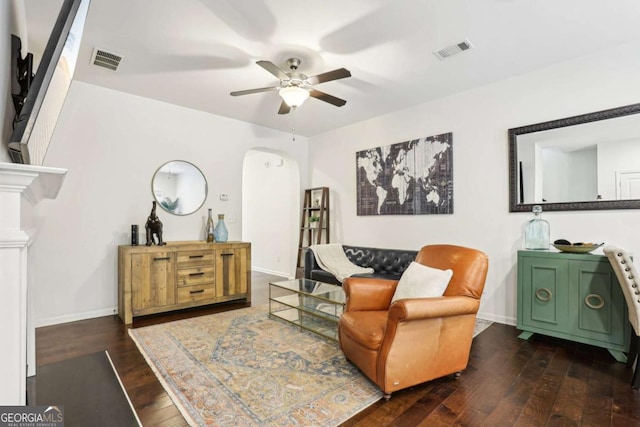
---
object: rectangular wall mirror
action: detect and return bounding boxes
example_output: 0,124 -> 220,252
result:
509,103 -> 640,212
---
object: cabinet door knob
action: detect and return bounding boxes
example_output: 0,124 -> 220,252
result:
584,293 -> 605,310
535,288 -> 552,302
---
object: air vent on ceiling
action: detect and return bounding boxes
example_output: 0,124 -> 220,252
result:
433,39 -> 474,60
91,48 -> 123,71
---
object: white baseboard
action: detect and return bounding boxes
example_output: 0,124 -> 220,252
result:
477,311 -> 516,326
252,266 -> 293,279
36,307 -> 118,328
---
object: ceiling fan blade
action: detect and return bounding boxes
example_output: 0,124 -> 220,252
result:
256,60 -> 289,80
230,86 -> 278,96
306,68 -> 351,85
278,101 -> 291,115
309,89 -> 347,107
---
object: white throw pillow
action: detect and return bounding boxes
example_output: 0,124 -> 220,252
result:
391,262 -> 453,303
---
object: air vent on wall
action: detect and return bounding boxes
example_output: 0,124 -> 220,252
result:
91,48 -> 123,71
433,39 -> 474,60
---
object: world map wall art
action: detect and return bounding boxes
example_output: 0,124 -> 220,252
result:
356,133 -> 453,215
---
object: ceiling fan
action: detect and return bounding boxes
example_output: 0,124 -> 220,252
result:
230,58 -> 351,114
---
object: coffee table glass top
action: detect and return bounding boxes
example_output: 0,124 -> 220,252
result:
269,279 -> 345,305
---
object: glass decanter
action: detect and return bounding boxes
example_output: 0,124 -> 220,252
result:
524,205 -> 550,250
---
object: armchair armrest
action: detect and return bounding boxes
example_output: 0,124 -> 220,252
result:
388,296 -> 480,322
343,277 -> 398,312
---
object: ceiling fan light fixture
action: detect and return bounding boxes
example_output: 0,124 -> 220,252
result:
279,86 -> 310,107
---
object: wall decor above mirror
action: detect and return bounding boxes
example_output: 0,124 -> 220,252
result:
152,160 -> 207,215
509,103 -> 640,212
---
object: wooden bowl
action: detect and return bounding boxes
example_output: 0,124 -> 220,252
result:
552,243 -> 603,254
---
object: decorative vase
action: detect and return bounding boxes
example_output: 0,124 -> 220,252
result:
131,224 -> 138,246
214,214 -> 228,243
524,205 -> 550,250
206,209 -> 214,243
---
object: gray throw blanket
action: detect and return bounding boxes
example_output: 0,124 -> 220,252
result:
309,243 -> 374,283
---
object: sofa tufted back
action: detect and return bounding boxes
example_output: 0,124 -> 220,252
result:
343,245 -> 418,276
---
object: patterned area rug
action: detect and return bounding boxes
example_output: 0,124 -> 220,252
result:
129,305 -> 493,427
129,305 -> 381,426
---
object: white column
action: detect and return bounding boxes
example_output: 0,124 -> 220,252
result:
0,163 -> 66,405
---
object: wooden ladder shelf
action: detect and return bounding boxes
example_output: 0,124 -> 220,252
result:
296,187 -> 330,267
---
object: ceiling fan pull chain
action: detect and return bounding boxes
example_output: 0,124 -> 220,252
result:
291,107 -> 297,142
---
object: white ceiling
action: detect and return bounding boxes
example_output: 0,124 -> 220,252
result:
24,0 -> 640,137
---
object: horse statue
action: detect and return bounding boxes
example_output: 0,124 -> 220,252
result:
145,201 -> 166,246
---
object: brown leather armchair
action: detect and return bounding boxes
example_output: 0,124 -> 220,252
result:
338,244 -> 489,399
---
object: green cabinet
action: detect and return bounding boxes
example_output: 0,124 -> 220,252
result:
517,250 -> 629,362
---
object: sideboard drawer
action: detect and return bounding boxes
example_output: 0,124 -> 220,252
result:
176,250 -> 215,268
177,266 -> 215,287
177,283 -> 215,303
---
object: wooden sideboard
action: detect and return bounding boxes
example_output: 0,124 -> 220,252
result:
118,241 -> 251,324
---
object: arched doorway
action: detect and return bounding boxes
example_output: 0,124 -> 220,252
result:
242,149 -> 300,278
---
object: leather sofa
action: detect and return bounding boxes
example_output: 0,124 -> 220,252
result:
304,245 -> 418,285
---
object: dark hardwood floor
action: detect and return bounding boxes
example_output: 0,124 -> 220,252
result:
35,271 -> 640,426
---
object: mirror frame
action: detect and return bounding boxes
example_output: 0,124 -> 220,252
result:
151,160 -> 208,216
509,102 -> 640,212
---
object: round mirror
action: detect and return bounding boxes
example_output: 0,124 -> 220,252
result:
152,160 -> 207,215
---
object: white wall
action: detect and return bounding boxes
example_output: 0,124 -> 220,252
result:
308,41 -> 640,324
31,81 -> 308,326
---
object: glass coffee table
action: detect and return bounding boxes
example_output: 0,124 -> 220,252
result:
269,278 -> 345,341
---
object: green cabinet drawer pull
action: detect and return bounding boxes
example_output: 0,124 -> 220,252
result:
535,288 -> 552,302
584,293 -> 605,309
